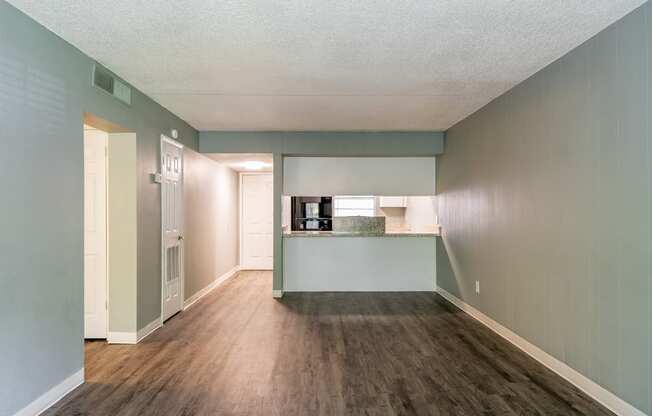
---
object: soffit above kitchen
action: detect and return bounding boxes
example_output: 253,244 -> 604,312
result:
6,0 -> 645,131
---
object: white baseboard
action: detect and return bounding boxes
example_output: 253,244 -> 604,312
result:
272,290 -> 283,298
108,317 -> 162,344
436,287 -> 646,416
107,331 -> 137,344
137,317 -> 162,342
13,368 -> 84,416
184,265 -> 240,310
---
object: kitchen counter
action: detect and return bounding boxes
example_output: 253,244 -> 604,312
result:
283,230 -> 439,238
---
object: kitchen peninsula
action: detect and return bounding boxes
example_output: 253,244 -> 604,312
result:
282,156 -> 439,292
283,215 -> 439,292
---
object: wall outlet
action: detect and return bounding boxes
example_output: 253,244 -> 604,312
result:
475,281 -> 480,294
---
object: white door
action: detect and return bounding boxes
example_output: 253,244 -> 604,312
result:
241,173 -> 273,270
84,126 -> 108,338
161,136 -> 184,322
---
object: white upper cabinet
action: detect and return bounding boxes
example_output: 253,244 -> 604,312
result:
379,196 -> 407,208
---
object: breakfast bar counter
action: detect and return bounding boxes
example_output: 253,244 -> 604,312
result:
283,231 -> 439,238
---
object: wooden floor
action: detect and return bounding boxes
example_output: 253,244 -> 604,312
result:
46,271 -> 613,416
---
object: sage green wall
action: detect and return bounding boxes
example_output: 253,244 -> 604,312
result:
200,131 -> 444,292
183,149 -> 239,301
438,4 -> 651,414
200,131 -> 443,155
283,157 -> 437,196
108,133 -> 138,333
0,2 -> 197,414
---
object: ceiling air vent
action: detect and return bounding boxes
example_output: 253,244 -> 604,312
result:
92,64 -> 131,105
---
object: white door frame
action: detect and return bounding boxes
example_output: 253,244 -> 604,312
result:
160,134 -> 184,324
83,126 -> 109,339
239,172 -> 274,269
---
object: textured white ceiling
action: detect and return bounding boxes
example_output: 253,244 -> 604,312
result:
7,0 -> 645,131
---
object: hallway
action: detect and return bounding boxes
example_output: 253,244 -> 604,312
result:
44,271 -> 612,416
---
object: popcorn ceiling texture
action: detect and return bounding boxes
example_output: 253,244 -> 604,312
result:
6,0 -> 645,130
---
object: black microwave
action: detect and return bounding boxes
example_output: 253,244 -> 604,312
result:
291,196 -> 333,231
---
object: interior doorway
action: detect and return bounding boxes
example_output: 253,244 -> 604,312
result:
83,113 -> 137,343
83,125 -> 108,339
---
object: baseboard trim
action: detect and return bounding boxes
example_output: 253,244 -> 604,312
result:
137,317 -> 162,342
13,368 -> 84,416
272,290 -> 283,298
435,287 -> 646,416
183,266 -> 240,310
107,331 -> 137,344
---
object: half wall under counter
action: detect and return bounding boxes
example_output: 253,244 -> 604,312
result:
283,232 -> 437,292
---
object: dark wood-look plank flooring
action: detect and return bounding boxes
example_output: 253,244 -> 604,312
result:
45,271 -> 613,416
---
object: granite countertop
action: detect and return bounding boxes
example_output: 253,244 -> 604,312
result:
283,230 -> 440,238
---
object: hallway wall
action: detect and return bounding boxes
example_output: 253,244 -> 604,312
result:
0,2 -> 197,415
437,4 -> 651,414
183,149 -> 239,301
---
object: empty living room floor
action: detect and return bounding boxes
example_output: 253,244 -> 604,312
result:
46,271 -> 613,416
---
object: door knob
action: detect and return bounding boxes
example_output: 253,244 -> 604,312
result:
178,235 -> 184,241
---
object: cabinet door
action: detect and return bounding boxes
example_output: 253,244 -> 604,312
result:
379,196 -> 407,208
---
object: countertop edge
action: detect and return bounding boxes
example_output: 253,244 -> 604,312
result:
283,232 -> 440,238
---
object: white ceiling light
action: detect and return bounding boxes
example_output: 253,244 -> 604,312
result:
240,161 -> 271,170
